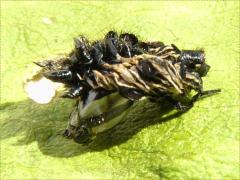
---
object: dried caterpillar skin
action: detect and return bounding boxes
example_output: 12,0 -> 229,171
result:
88,54 -> 202,100
26,31 -> 220,144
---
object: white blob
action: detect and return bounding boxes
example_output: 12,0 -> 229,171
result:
42,17 -> 53,25
25,77 -> 62,104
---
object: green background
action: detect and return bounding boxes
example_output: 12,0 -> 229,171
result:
1,1 -> 239,179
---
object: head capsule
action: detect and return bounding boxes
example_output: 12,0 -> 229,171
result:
66,106 -> 92,144
73,125 -> 92,144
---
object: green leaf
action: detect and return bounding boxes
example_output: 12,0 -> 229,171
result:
1,1 -> 239,179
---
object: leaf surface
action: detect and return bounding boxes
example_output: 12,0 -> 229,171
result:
1,1 -> 239,179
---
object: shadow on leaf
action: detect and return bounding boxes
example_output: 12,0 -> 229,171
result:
0,98 -> 186,157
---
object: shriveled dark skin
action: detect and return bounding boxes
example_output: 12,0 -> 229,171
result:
33,31 -> 220,143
